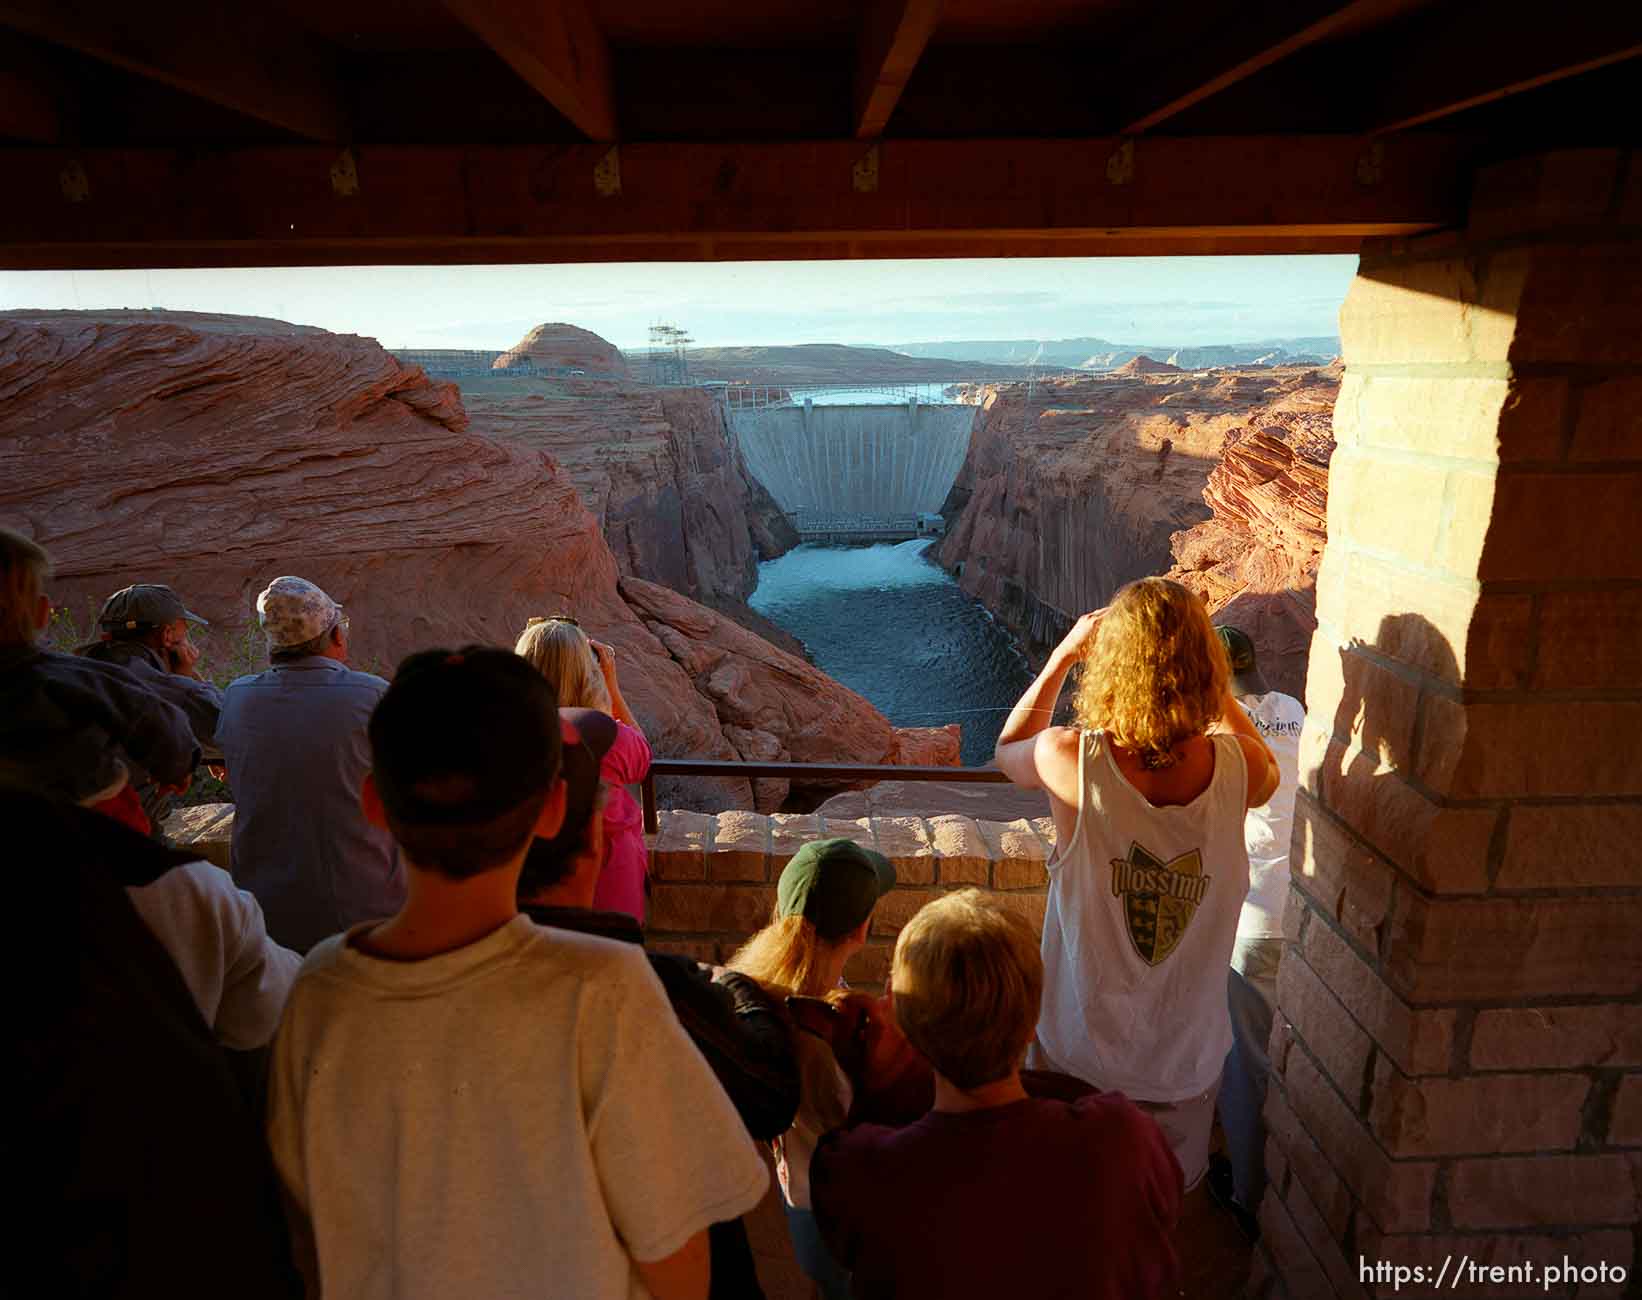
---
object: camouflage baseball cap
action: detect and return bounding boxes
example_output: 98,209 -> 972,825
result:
256,576 -> 343,649
98,583 -> 208,631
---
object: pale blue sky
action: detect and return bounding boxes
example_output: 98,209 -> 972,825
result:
0,255 -> 1356,352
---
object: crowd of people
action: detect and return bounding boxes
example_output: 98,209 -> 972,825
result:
2,522 -> 1304,1300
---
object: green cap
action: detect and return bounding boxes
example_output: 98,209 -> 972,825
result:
1216,625 -> 1256,672
776,837 -> 897,940
1215,624 -> 1268,697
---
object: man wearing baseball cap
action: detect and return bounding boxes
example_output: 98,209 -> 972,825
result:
268,649 -> 769,1300
0,530 -> 197,833
80,583 -> 225,836
1209,624 -> 1307,1240
217,576 -> 402,951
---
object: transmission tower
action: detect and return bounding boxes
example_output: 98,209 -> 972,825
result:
647,322 -> 694,385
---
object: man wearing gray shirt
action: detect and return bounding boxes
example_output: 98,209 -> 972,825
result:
218,576 -> 403,952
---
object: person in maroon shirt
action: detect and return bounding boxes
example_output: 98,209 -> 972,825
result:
810,889 -> 1182,1300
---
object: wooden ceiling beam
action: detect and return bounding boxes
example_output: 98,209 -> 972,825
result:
0,52 -> 59,143
0,134 -> 1472,269
1365,5 -> 1642,134
855,0 -> 943,139
1115,0 -> 1397,134
441,0 -> 617,142
0,0 -> 347,143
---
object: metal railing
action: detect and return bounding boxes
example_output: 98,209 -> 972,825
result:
641,759 -> 1012,833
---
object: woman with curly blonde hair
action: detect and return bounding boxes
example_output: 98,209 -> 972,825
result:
993,577 -> 1277,1189
514,616 -> 651,922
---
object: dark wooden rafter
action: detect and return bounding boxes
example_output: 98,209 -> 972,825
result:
1365,3 -> 1642,133
441,0 -> 617,142
854,0 -> 943,139
0,134 -> 1472,268
1115,0 -> 1405,134
0,0 -> 348,143
0,46 -> 58,143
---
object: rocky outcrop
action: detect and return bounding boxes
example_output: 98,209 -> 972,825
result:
1164,414 -> 1333,699
885,724 -> 962,768
937,366 -> 1339,668
1113,354 -> 1182,375
0,310 -> 889,811
493,322 -> 629,376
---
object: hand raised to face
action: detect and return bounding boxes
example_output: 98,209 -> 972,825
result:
1056,607 -> 1107,660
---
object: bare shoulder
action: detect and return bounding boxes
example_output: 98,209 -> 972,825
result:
1039,726 -> 1083,764
1036,727 -> 1084,802
1232,733 -> 1278,806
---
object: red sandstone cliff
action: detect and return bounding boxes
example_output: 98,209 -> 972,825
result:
1164,408 -> 1333,698
937,366 -> 1339,696
493,322 -> 629,376
0,310 -> 918,810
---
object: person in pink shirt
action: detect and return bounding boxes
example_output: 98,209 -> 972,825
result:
514,616 -> 652,922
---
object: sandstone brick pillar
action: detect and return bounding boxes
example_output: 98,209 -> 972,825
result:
1257,150 -> 1642,1300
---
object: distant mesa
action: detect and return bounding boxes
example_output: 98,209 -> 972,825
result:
493,322 -> 629,377
1113,354 -> 1183,376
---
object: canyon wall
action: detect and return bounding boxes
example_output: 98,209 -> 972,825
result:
457,371 -> 797,622
0,310 -> 924,810
938,366 -> 1339,697
1163,417 -> 1333,698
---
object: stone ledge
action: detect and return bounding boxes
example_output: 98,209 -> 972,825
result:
164,801 -> 1055,955
162,801 -> 235,869
647,807 -> 1054,904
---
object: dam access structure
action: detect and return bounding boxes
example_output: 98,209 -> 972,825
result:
725,390 -> 977,543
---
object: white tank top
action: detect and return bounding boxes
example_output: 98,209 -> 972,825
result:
1239,691 -> 1306,939
1037,730 -> 1251,1102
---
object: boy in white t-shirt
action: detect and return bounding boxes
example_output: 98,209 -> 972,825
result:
267,647 -> 767,1300
1211,625 -> 1306,1237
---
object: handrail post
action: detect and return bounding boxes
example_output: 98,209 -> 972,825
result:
642,772 -> 658,835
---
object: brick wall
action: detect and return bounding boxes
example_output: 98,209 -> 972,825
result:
1257,149 -> 1642,1300
646,808 -> 1054,986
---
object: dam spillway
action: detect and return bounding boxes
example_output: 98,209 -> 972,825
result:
728,400 -> 977,519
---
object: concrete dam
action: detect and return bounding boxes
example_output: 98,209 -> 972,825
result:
729,400 -> 977,525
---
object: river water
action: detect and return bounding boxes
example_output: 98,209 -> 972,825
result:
748,539 -> 1034,766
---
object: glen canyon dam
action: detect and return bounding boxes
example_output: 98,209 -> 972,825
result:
728,398 -> 977,521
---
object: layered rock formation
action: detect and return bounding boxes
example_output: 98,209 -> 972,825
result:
493,322 -> 629,376
1164,411 -> 1333,698
0,310 -> 922,810
937,366 -> 1340,689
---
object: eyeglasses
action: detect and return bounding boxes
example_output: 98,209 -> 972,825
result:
526,614 -> 579,628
